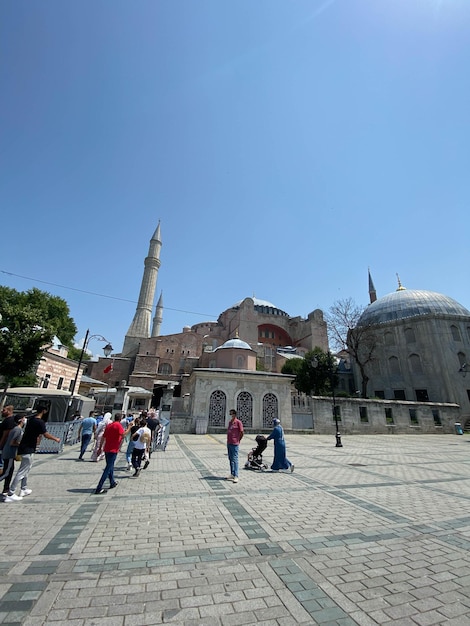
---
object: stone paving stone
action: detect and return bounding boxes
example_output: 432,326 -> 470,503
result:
5,434 -> 470,624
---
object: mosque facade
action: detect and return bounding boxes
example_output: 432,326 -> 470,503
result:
352,275 -> 470,426
85,223 -> 470,430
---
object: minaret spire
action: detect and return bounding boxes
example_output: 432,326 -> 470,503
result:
122,221 -> 162,357
151,291 -> 164,337
368,268 -> 377,303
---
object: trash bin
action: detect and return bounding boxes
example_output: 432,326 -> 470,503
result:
455,423 -> 463,435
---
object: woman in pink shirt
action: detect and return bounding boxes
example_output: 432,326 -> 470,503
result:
226,409 -> 243,483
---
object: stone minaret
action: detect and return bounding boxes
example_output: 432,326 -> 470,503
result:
151,291 -> 164,337
368,269 -> 377,303
122,222 -> 162,357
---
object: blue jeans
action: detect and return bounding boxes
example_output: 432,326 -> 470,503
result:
227,444 -> 239,478
96,452 -> 117,491
79,433 -> 92,459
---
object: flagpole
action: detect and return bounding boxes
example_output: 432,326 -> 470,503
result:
102,358 -> 114,413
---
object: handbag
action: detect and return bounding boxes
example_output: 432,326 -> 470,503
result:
132,433 -> 139,442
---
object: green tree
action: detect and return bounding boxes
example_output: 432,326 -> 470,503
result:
281,357 -> 304,376
0,287 -> 77,397
0,302 -> 54,395
0,287 -> 77,346
290,348 -> 338,396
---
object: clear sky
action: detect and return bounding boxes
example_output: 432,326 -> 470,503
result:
1,0 -> 469,356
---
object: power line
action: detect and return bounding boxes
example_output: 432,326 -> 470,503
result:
0,270 -> 218,319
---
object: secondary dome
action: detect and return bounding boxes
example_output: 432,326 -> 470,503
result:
216,338 -> 252,351
358,289 -> 470,326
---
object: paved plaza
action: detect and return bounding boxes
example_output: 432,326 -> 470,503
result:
2,432 -> 470,625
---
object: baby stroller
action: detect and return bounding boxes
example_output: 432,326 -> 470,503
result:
245,435 -> 268,471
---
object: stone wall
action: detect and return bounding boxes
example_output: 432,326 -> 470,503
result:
305,396 -> 461,435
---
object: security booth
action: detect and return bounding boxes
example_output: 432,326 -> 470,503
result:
2,387 -> 95,422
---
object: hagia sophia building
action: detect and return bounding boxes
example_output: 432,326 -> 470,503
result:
85,222 -> 470,432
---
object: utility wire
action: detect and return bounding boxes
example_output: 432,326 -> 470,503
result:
0,270 -> 218,319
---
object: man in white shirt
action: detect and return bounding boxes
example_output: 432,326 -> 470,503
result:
131,420 -> 151,477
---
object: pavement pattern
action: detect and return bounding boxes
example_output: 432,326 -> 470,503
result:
2,433 -> 470,625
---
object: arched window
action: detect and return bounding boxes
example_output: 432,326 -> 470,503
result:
451,325 -> 462,342
385,332 -> 395,346
236,391 -> 253,427
409,353 -> 423,374
389,356 -> 401,376
404,327 -> 416,344
262,393 -> 278,428
458,352 -> 466,367
208,390 -> 226,427
158,363 -> 172,375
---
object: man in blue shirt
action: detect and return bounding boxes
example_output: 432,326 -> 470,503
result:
78,411 -> 97,460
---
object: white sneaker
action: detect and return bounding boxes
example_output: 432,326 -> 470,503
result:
232,477 -> 239,483
4,493 -> 23,502
20,488 -> 32,497
290,464 -> 295,473
226,475 -> 234,481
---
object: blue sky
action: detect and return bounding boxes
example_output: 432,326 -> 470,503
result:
1,0 -> 469,356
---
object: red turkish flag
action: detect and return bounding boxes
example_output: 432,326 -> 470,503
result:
103,363 -> 113,374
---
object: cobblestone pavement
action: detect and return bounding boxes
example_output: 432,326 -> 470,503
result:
2,433 -> 470,625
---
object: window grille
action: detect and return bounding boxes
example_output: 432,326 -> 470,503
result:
262,393 -> 278,428
208,390 -> 226,427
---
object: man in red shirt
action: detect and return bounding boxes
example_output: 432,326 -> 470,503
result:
94,413 -> 130,494
226,409 -> 244,483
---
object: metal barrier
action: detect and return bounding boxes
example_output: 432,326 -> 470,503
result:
37,420 -> 82,454
152,418 -> 170,452
36,418 -> 170,455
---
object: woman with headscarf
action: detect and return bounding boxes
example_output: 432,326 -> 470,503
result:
266,418 -> 294,473
90,412 -> 112,462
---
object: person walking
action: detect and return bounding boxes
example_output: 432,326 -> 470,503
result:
90,412 -> 112,462
78,411 -> 97,460
226,409 -> 243,483
0,414 -> 25,499
131,419 -> 151,477
0,405 -> 15,476
4,403 -> 61,502
267,418 -> 294,473
94,413 -> 131,494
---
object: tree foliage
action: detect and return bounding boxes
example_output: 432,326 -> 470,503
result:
0,287 -> 77,394
283,349 -> 337,396
0,287 -> 77,346
0,302 -> 54,384
327,298 -> 378,398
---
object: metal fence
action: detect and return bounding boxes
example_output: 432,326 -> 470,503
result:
152,418 -> 170,452
37,417 -> 170,454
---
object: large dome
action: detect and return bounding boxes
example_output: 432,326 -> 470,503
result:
232,297 -> 289,317
358,289 -> 470,326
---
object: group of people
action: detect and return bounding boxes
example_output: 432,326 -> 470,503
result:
1,403 -> 290,498
78,409 -> 160,495
226,409 -> 294,482
0,403 -> 61,502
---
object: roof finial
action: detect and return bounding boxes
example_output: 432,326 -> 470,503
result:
396,273 -> 406,291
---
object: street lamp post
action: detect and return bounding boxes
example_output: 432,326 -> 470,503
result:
68,330 -> 113,418
310,354 -> 343,448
